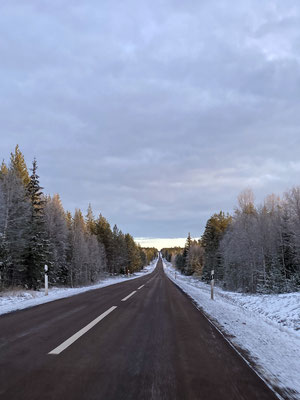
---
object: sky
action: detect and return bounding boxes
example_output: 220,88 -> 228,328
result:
135,238 -> 191,251
1,1 -> 300,243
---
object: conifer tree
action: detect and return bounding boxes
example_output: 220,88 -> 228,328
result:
0,160 -> 8,179
69,209 -> 88,286
0,169 -> 30,287
86,204 -> 96,235
182,233 -> 192,274
95,214 -> 114,272
10,145 -> 30,187
125,233 -> 142,273
44,194 -> 69,284
202,211 -> 232,281
24,159 -> 50,289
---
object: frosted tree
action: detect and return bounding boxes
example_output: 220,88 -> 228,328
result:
86,234 -> 106,282
284,188 -> 300,285
69,209 -> 89,286
24,159 -> 50,289
0,169 -> 30,288
187,243 -> 204,275
221,190 -> 261,292
44,194 -> 69,284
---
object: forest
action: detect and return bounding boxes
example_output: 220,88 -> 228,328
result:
162,189 -> 300,293
0,146 -> 157,290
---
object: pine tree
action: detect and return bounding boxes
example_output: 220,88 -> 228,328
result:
10,145 -> 30,187
202,212 -> 232,281
0,160 -> 8,180
125,233 -> 142,273
24,159 -> 50,289
86,204 -> 96,235
95,214 -> 114,272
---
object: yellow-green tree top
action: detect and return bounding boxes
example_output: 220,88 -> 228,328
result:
0,159 -> 8,179
10,145 -> 30,186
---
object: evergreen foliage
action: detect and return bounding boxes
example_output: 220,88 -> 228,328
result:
0,169 -> 30,287
201,211 -> 232,282
0,146 -> 156,291
24,159 -> 50,289
216,190 -> 299,293
163,189 -> 299,294
10,145 -> 30,187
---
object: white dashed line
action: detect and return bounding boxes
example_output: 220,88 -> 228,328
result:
121,291 -> 136,301
138,285 -> 144,290
48,306 -> 117,355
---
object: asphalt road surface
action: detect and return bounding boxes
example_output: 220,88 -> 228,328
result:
0,258 -> 279,400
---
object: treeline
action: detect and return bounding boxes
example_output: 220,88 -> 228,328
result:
162,189 -> 300,294
0,146 -> 157,290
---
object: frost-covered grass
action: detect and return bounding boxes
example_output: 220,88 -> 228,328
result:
0,259 -> 158,316
163,260 -> 300,400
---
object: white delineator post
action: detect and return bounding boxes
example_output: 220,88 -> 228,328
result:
211,269 -> 214,300
45,264 -> 48,296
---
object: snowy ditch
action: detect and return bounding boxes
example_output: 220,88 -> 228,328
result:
163,260 -> 300,400
0,258 -> 158,316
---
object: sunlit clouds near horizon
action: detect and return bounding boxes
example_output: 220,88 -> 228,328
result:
1,1 -> 300,238
135,237 -> 198,251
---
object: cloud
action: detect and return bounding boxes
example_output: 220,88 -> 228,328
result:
1,0 -> 300,237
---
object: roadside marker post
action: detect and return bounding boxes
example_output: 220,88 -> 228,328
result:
211,270 -> 214,300
45,264 -> 48,296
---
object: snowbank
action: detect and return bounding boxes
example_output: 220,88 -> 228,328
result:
0,259 -> 158,316
163,260 -> 300,400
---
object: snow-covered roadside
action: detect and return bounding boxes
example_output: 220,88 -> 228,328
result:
163,260 -> 300,400
0,258 -> 158,316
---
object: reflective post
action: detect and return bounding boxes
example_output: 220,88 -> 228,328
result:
211,269 -> 214,300
45,264 -> 48,296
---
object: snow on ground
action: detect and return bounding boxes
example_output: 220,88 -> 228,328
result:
0,258 -> 158,316
163,260 -> 300,400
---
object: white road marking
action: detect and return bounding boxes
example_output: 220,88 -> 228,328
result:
138,284 -> 145,290
48,306 -> 117,355
121,291 -> 136,301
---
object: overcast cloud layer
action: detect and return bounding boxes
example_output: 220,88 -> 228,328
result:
1,0 -> 300,238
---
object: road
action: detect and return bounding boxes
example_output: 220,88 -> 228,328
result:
0,258 -> 279,400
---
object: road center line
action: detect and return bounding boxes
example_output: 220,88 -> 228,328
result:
48,306 -> 117,355
138,284 -> 144,290
121,291 -> 136,301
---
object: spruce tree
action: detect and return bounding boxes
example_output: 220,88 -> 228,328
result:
24,159 -> 49,289
182,233 -> 192,274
